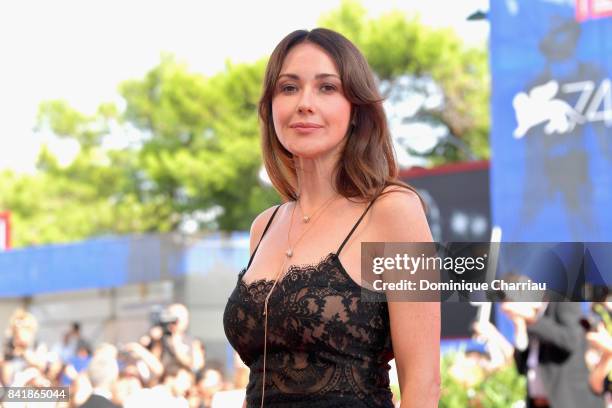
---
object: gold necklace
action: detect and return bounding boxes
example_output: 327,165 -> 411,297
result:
287,194 -> 338,255
259,194 -> 339,408
263,194 -> 338,313
297,194 -> 337,224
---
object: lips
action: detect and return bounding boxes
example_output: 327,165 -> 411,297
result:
289,123 -> 324,134
289,122 -> 323,129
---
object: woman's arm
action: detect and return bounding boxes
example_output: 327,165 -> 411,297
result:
373,188 -> 441,407
389,301 -> 441,407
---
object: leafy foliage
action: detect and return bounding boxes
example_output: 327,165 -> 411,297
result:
319,0 -> 490,162
0,1 -> 490,247
439,352 -> 526,408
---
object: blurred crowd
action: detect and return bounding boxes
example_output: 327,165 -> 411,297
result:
446,297 -> 612,408
0,304 -> 249,408
2,298 -> 612,407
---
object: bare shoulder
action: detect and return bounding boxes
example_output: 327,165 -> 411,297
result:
375,185 -> 423,212
249,204 -> 283,253
372,185 -> 425,221
370,185 -> 432,242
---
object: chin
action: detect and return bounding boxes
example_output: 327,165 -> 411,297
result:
290,147 -> 338,160
292,149 -> 327,159
285,140 -> 346,160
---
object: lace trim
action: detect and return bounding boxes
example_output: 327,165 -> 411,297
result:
239,252 -> 335,286
236,252 -> 383,304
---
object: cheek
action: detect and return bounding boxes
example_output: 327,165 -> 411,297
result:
271,99 -> 294,151
326,100 -> 351,135
271,99 -> 290,132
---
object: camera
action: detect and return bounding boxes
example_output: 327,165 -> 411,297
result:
150,305 -> 178,336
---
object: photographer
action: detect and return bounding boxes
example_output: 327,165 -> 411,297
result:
502,301 -> 602,408
140,303 -> 204,374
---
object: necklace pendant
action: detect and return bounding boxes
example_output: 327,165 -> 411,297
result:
285,248 -> 293,258
303,215 -> 310,223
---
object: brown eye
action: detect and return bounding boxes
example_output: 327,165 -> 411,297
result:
321,84 -> 337,92
279,84 -> 298,93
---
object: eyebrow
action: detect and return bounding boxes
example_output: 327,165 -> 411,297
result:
277,73 -> 340,80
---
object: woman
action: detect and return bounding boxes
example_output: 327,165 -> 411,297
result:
223,28 -> 440,408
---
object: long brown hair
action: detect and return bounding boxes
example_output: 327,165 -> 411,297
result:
258,28 -> 421,205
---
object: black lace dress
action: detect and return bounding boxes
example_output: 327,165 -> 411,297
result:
223,200 -> 395,407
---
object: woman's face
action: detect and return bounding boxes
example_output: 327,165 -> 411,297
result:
272,42 -> 352,159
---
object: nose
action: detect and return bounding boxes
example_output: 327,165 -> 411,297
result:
297,104 -> 313,114
297,87 -> 314,114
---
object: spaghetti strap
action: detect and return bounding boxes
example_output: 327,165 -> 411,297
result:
336,196 -> 379,256
246,204 -> 282,269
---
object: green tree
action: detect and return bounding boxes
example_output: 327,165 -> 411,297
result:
120,55 -> 277,231
320,0 -> 490,163
1,1 -> 490,247
1,55 -> 279,247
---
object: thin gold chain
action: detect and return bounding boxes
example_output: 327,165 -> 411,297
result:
297,193 -> 337,223
259,194 -> 339,408
263,194 -> 338,310
287,194 -> 338,257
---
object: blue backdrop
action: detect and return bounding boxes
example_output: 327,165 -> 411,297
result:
490,0 -> 612,241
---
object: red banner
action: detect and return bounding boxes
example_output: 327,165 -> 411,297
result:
0,211 -> 11,250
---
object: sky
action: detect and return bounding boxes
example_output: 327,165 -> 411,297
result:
0,0 -> 489,173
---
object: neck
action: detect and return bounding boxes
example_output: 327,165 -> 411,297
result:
294,156 -> 339,211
